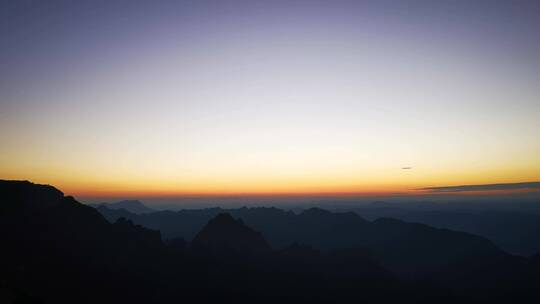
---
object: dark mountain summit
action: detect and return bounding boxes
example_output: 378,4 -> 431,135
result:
192,213 -> 271,253
1,180 -> 64,212
89,199 -> 155,214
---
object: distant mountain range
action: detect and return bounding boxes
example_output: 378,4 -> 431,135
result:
93,198 -> 540,256
97,203 -> 505,278
89,200 -> 155,214
3,180 -> 540,303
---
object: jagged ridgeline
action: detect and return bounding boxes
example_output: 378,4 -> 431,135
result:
97,202 -> 507,278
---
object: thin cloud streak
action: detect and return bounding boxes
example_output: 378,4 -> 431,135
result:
419,182 -> 540,193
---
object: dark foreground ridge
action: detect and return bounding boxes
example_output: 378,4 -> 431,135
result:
2,180 -> 540,303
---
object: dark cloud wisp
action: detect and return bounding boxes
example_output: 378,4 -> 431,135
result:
419,182 -> 540,193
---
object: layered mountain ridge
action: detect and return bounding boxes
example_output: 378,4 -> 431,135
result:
2,180 -> 540,303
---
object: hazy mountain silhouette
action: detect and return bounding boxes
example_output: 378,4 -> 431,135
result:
96,205 -> 504,277
341,204 -> 540,255
3,180 -> 540,303
96,199 -> 540,256
89,199 -> 155,214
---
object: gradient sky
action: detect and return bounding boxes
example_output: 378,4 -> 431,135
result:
1,0 -> 539,198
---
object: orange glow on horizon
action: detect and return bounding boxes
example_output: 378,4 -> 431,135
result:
69,187 -> 540,199
2,173 -> 538,199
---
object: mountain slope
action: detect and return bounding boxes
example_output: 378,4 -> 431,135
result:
349,205 -> 540,255
0,180 -> 167,303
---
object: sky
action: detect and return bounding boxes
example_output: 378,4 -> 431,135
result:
1,0 -> 539,200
